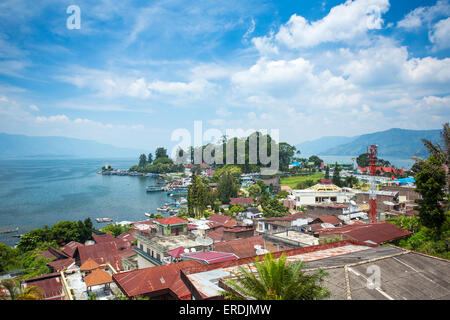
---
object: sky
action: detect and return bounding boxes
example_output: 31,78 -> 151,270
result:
0,0 -> 449,152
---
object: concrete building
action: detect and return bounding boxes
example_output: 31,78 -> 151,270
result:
291,183 -> 355,207
179,240 -> 450,300
134,217 -> 204,269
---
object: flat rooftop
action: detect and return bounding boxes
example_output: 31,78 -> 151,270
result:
267,230 -> 320,246
146,234 -> 199,251
182,244 -> 450,300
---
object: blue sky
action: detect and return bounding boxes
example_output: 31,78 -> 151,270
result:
0,0 -> 449,152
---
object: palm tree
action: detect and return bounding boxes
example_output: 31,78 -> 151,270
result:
222,253 -> 330,300
0,279 -> 44,300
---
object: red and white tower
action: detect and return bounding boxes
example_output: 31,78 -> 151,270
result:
368,145 -> 377,223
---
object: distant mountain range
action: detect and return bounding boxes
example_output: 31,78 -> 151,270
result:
296,128 -> 442,158
0,133 -> 142,159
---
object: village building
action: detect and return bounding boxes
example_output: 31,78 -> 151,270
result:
313,221 -> 412,244
291,183 -> 355,207
112,260 -> 202,300
179,240 -> 450,300
255,212 -> 312,234
134,217 -> 203,269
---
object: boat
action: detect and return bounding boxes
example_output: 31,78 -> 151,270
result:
156,206 -> 168,212
144,212 -> 152,217
146,186 -> 165,192
95,217 -> 113,223
0,227 -> 18,234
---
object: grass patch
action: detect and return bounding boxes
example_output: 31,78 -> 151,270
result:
280,173 -> 324,189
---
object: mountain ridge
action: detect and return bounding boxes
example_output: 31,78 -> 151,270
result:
296,128 -> 441,158
0,133 -> 143,159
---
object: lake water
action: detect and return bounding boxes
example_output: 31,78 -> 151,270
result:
311,155 -> 415,169
0,159 -> 176,246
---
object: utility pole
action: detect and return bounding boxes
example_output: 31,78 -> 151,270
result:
368,145 -> 377,223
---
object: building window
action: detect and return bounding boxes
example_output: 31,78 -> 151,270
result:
140,244 -> 143,251
156,253 -> 161,261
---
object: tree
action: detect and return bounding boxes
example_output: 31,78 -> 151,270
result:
261,198 -> 288,218
324,166 -> 330,179
248,184 -> 262,198
308,155 -> 323,168
415,156 -> 447,235
148,153 -> 153,164
216,171 -> 238,204
279,143 -> 297,171
138,154 -> 147,168
414,122 -> 449,190
0,279 -> 44,300
101,223 -> 132,237
155,147 -> 168,159
187,175 -> 209,218
223,253 -> 329,300
332,163 -> 342,187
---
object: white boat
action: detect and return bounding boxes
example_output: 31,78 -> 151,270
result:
95,217 -> 113,223
144,212 -> 152,217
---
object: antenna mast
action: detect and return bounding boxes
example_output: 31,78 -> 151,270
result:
368,145 -> 377,223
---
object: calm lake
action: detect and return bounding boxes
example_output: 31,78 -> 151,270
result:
0,158 -> 175,246
0,155 -> 415,246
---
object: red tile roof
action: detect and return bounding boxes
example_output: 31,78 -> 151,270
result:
317,222 -> 412,244
76,242 -> 123,271
154,217 -> 188,225
223,219 -> 237,228
80,257 -> 101,271
113,260 -> 202,299
185,251 -> 238,264
312,216 -> 342,225
84,269 -> 113,288
207,227 -> 226,242
48,258 -> 76,272
62,241 -> 84,258
212,235 -> 265,258
21,273 -> 64,300
209,214 -> 232,225
167,246 -> 186,258
92,233 -> 116,243
180,240 -> 379,278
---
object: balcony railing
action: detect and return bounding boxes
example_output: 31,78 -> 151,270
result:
133,247 -> 162,266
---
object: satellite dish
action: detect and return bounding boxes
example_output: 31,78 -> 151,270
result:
84,240 -> 95,246
350,200 -> 356,205
254,245 -> 262,250
243,219 -> 253,225
195,236 -> 213,246
196,224 -> 210,230
191,248 -> 196,252
184,249 -> 190,253
321,223 -> 335,229
256,248 -> 269,255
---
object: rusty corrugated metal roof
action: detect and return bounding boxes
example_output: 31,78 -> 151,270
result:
112,260 -> 202,298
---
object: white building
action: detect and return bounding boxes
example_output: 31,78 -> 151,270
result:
291,183 -> 355,207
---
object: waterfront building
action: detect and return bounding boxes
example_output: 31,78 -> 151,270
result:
134,217 -> 204,269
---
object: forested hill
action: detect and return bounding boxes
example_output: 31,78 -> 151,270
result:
296,128 -> 441,158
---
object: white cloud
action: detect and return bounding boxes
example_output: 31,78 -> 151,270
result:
29,104 -> 39,111
147,79 -> 215,96
397,0 -> 450,29
429,17 -> 450,50
266,0 -> 389,49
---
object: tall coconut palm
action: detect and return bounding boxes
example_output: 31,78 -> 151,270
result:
222,253 -> 330,300
0,279 -> 44,300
